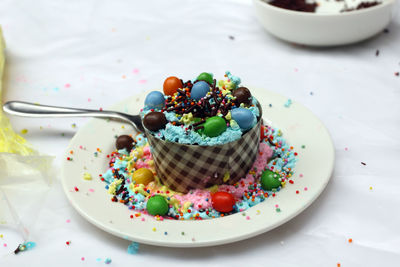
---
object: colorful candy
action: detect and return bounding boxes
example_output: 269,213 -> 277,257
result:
191,81 -> 210,101
145,91 -> 165,109
146,195 -> 169,216
196,72 -> 214,85
163,76 -> 183,96
260,169 -> 281,191
143,112 -> 167,131
231,108 -> 255,130
115,135 -> 134,151
202,116 -> 227,137
260,125 -> 266,140
132,168 -> 154,185
233,87 -> 252,105
211,191 -> 235,213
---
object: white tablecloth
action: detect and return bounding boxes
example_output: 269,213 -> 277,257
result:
1,0 -> 400,266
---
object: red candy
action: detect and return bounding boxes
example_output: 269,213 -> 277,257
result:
260,125 -> 265,140
211,192 -> 235,213
163,76 -> 183,96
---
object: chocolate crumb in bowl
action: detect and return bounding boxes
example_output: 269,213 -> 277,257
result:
265,0 -> 382,13
268,0 -> 318,12
341,1 -> 381,12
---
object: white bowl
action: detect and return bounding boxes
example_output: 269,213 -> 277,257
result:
253,0 -> 397,46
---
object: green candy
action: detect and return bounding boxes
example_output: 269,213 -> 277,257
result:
196,72 -> 214,85
260,170 -> 282,191
203,116 -> 227,137
146,195 -> 169,216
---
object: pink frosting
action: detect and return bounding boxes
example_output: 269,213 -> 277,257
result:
134,147 -> 153,169
173,189 -> 213,210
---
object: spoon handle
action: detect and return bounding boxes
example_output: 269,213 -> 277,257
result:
3,101 -> 144,132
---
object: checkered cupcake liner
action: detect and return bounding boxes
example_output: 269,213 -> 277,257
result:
145,106 -> 262,193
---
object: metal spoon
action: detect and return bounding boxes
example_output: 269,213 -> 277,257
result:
3,101 -> 145,133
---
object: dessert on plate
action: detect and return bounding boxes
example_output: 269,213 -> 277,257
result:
101,72 -> 297,220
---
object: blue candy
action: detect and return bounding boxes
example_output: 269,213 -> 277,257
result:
231,108 -> 255,130
191,81 -> 210,101
144,91 -> 165,109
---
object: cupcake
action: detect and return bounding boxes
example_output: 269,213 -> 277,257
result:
141,72 -> 262,193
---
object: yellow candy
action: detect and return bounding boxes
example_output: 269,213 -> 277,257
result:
132,168 -> 154,185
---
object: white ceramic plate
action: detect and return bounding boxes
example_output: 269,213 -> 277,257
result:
61,88 -> 335,247
253,0 -> 397,46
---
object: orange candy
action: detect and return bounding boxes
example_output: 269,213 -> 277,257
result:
163,76 -> 183,96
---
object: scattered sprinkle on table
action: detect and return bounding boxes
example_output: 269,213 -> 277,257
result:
127,242 -> 139,254
284,99 -> 292,107
375,49 -> 380,56
348,238 -> 353,243
14,241 -> 36,254
20,129 -> 28,134
83,172 -> 92,180
361,162 -> 366,166
228,35 -> 235,40
369,186 -> 373,190
81,257 -> 85,261
152,227 -> 156,232
105,258 -> 112,264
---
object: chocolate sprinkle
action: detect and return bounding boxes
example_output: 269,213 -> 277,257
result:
14,244 -> 21,254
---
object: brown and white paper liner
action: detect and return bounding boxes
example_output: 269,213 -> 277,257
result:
145,106 -> 262,193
